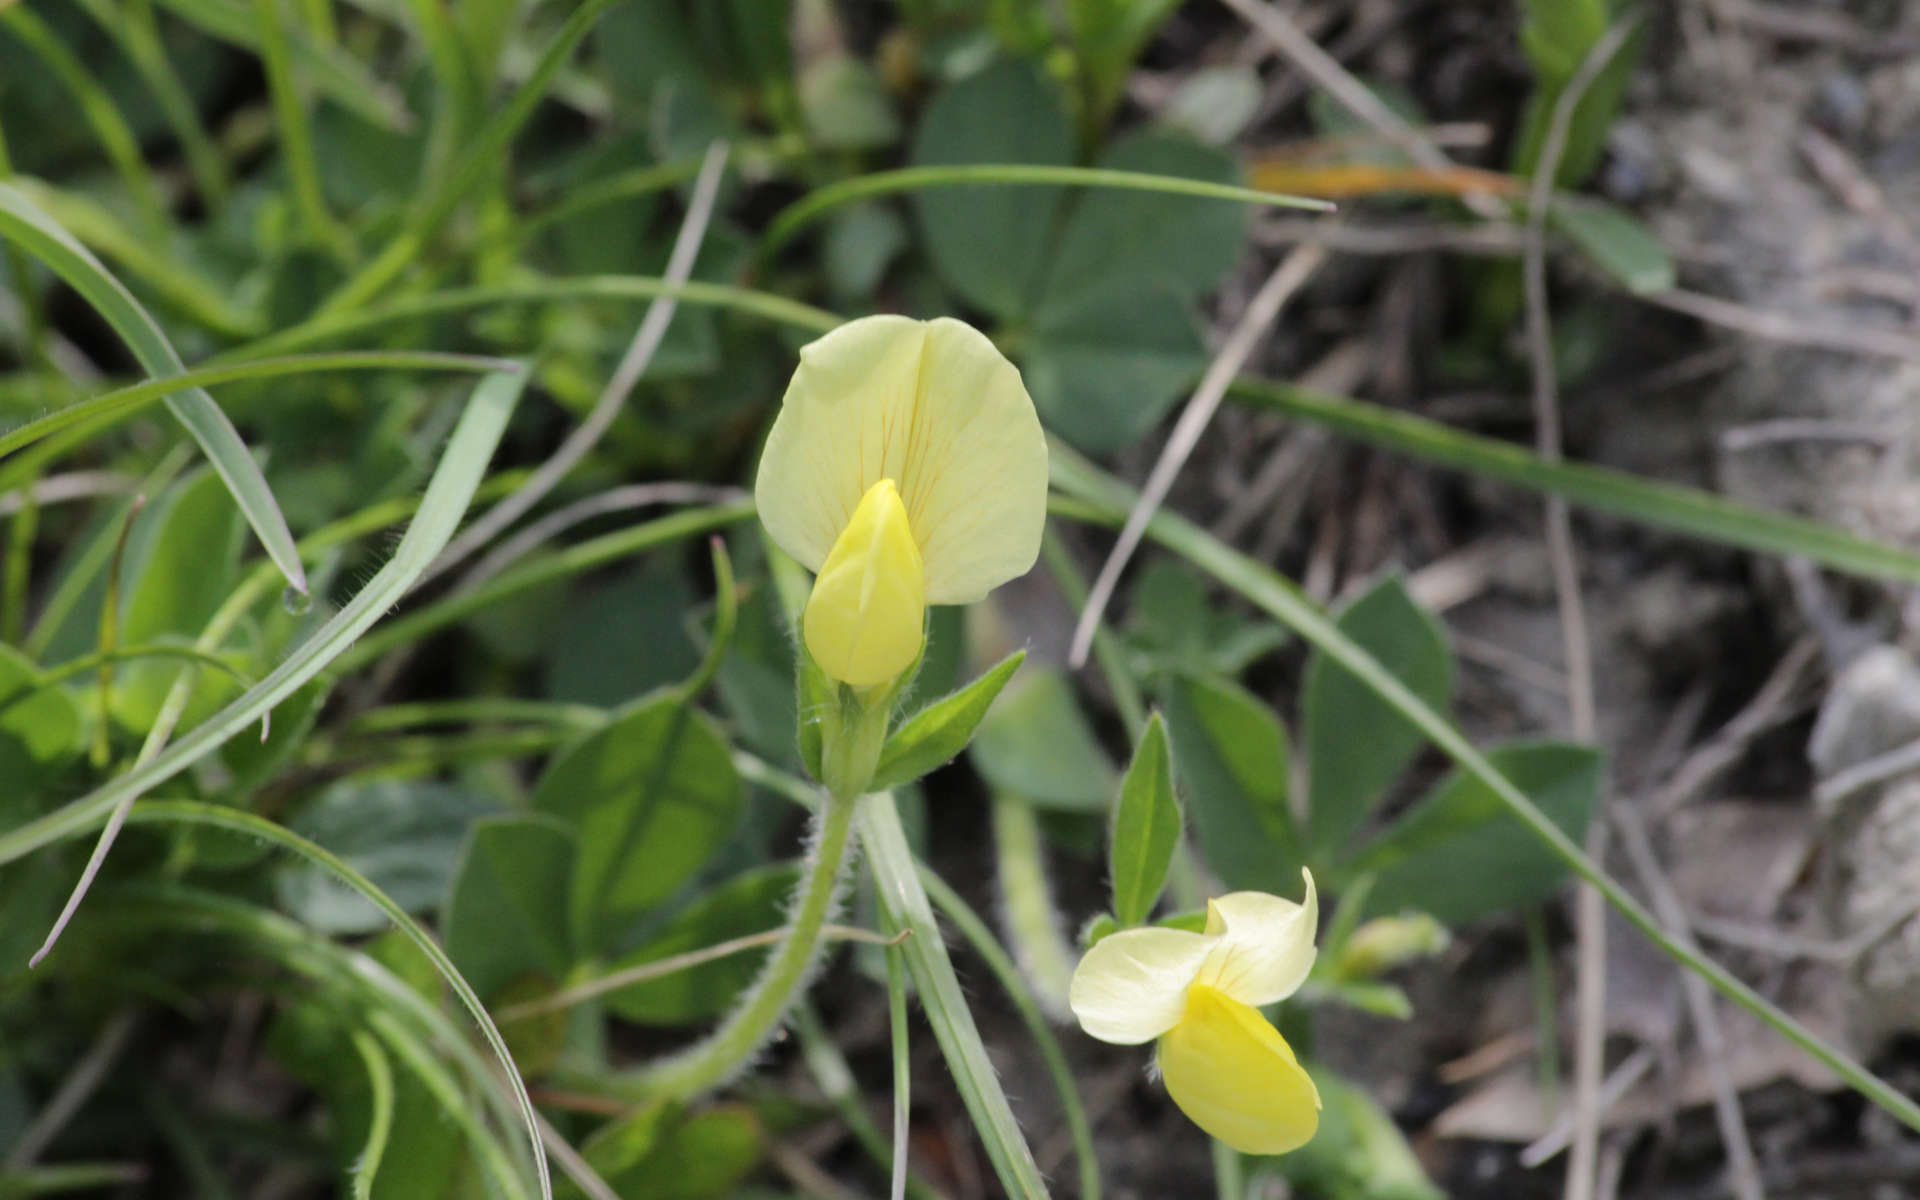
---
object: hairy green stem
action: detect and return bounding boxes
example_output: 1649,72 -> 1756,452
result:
634,787 -> 859,1100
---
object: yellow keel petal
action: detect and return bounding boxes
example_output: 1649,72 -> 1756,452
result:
803,478 -> 926,687
1158,984 -> 1320,1155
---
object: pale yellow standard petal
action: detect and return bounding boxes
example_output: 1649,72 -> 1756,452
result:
1158,984 -> 1321,1155
1194,868 -> 1319,1008
753,315 -> 1047,604
802,478 -> 926,688
1069,926 -> 1216,1045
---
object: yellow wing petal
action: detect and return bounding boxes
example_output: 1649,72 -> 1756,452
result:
803,478 -> 927,687
1196,868 -> 1318,1008
753,315 -> 1047,604
1068,926 -> 1216,1045
1158,984 -> 1321,1155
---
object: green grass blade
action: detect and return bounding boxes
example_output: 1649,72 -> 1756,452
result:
915,861 -> 1102,1200
232,275 -> 839,362
120,802 -> 550,1200
1047,444 -> 1920,1138
0,367 -> 523,867
0,183 -> 307,593
1231,377 -> 1920,585
11,179 -> 261,337
760,164 -> 1334,260
334,500 -> 756,670
0,350 -> 516,461
104,883 -> 534,1200
858,791 -> 1052,1200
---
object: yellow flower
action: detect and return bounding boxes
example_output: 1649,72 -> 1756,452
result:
1069,870 -> 1322,1155
755,315 -> 1049,688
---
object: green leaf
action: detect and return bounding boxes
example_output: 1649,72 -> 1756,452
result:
1109,712 -> 1181,927
444,815 -> 579,1003
1304,576 -> 1452,856
967,666 -> 1115,812
602,863 -> 801,1025
1352,741 -> 1602,924
531,694 -> 745,956
910,59 -> 1072,319
0,182 -> 307,595
1035,132 -> 1245,319
1160,673 -> 1297,892
277,779 -> 499,936
1026,283 -> 1205,451
872,650 -> 1025,791
1550,198 -> 1676,295
0,646 -> 80,812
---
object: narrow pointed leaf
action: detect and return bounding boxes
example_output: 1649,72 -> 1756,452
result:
871,650 -> 1025,790
1109,712 -> 1181,927
0,367 -> 525,867
0,183 -> 307,594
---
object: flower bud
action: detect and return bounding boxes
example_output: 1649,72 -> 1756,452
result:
803,478 -> 926,687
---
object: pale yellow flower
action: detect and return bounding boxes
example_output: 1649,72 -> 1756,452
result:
755,315 -> 1048,687
1069,871 -> 1322,1155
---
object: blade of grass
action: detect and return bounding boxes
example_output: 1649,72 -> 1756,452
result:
1229,377 -> 1920,584
99,883 -> 534,1199
10,179 -> 261,338
1046,444 -> 1920,1137
119,802 -> 551,1199
758,164 -> 1333,261
883,906 -> 911,1200
230,274 -> 840,362
0,367 -> 521,868
0,350 -> 516,461
0,182 -> 306,593
914,861 -> 1102,1200
333,499 -> 755,670
858,791 -> 1052,1200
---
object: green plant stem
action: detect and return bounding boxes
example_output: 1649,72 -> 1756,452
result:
256,0 -> 347,252
630,787 -> 859,1101
758,164 -> 1331,262
1048,445 -> 1920,1136
1211,1139 -> 1243,1200
860,792 -> 1051,1198
914,862 -> 1100,1200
